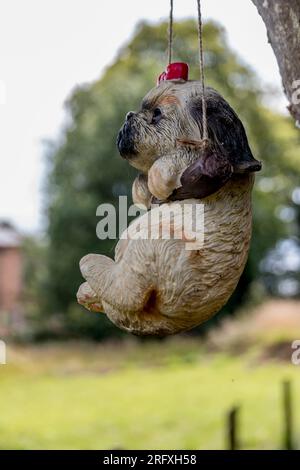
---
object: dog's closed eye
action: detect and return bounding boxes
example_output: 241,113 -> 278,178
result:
151,108 -> 162,124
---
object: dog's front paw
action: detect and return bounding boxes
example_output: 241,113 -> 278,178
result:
148,160 -> 181,201
132,174 -> 152,209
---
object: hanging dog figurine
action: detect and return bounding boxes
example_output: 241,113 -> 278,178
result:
76,0 -> 261,336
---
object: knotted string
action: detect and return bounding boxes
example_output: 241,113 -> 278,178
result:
196,0 -> 208,141
167,0 -> 208,142
168,0 -> 174,64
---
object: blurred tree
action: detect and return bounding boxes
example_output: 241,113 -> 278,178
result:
251,0 -> 300,125
21,236 -> 50,339
37,19 -> 300,338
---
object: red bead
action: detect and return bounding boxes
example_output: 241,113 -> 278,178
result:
157,62 -> 189,84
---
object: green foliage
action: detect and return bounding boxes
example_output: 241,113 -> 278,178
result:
1,342 -> 300,449
37,19 -> 300,337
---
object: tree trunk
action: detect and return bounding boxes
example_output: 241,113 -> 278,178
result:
251,0 -> 300,126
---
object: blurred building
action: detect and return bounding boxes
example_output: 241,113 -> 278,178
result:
0,221 -> 23,335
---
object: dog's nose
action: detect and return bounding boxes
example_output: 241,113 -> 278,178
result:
126,111 -> 135,121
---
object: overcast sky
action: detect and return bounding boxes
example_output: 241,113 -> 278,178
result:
0,0 -> 287,233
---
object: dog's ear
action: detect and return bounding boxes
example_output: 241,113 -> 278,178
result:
188,88 -> 262,174
169,88 -> 261,201
169,143 -> 233,201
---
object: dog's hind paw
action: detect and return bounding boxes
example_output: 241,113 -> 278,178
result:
77,281 -> 103,312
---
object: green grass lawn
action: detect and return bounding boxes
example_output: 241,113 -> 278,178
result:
0,339 -> 299,449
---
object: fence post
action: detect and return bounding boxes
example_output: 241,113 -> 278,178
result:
227,406 -> 239,450
282,380 -> 293,450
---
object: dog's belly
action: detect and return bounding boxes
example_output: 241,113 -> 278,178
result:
99,174 -> 253,335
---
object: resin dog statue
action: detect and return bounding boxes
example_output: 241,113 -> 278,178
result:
77,80 -> 261,336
